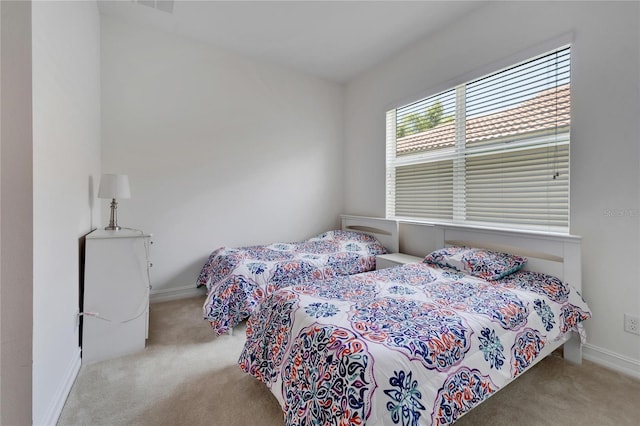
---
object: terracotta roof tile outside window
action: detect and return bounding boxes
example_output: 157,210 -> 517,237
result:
396,84 -> 570,156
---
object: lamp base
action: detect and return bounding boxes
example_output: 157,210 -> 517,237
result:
105,199 -> 121,231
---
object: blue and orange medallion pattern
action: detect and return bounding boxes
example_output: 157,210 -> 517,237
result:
282,325 -> 374,426
238,261 -> 591,425
198,231 -> 386,334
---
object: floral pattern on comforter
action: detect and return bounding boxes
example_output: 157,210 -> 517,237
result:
238,263 -> 591,425
198,230 -> 387,334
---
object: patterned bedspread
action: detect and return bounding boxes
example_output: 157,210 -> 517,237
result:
238,263 -> 591,425
198,230 -> 387,334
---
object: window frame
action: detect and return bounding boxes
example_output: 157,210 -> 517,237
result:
386,46 -> 571,234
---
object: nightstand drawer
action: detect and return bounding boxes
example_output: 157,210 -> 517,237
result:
376,253 -> 423,270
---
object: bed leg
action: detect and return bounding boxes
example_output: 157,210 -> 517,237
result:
563,332 -> 582,365
228,328 -> 233,337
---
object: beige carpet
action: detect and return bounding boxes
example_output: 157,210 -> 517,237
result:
58,296 -> 640,426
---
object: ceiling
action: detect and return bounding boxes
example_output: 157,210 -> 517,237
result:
98,0 -> 487,83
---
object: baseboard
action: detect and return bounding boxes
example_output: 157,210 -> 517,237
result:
583,343 -> 640,379
150,284 -> 205,304
38,347 -> 81,426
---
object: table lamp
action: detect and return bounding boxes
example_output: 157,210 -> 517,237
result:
98,174 -> 131,231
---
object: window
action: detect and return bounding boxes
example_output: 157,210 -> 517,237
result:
386,46 -> 570,232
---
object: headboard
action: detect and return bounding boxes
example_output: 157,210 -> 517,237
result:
399,221 -> 581,291
340,215 -> 399,253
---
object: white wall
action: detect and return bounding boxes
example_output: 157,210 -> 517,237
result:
0,1 -> 33,424
345,1 -> 640,375
101,17 -> 344,298
32,1 -> 102,424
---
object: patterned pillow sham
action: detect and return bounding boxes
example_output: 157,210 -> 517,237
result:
493,270 -> 571,303
308,230 -> 388,256
423,246 -> 527,280
308,230 -> 379,244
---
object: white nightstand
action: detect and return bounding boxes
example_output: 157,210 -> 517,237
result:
82,229 -> 152,364
376,253 -> 423,270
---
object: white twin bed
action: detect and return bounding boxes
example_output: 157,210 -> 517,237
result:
233,215 -> 590,425
197,216 -> 399,334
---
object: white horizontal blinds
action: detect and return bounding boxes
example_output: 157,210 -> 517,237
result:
395,159 -> 454,220
395,89 -> 456,156
392,89 -> 457,219
463,47 -> 570,231
465,47 -> 570,149
465,143 -> 569,228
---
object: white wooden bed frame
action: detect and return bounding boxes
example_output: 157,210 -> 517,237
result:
339,217 -> 586,426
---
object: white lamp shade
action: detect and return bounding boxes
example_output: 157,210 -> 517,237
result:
98,174 -> 131,199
